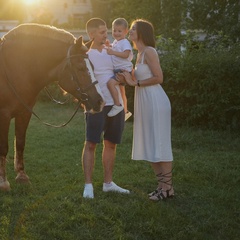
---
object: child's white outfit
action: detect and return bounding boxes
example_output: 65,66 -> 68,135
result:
107,39 -> 133,118
111,39 -> 133,73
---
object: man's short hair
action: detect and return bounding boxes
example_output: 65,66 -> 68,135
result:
86,18 -> 106,33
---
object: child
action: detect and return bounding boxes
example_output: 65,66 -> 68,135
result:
105,18 -> 133,120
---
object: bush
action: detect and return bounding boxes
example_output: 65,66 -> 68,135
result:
159,36 -> 240,130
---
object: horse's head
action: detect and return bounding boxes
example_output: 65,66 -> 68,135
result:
58,36 -> 104,113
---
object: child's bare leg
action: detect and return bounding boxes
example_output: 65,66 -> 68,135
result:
107,79 -> 124,117
120,85 -> 132,121
120,85 -> 127,113
107,79 -> 120,106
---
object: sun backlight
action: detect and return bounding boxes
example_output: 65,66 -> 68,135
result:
24,0 -> 38,5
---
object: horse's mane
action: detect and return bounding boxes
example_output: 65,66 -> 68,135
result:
4,23 -> 76,44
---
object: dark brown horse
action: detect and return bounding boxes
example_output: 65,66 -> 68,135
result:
0,23 -> 104,191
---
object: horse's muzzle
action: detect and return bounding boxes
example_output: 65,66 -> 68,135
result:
87,99 -> 105,114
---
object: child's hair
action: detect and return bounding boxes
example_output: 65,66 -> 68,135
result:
112,18 -> 128,29
86,18 -> 106,33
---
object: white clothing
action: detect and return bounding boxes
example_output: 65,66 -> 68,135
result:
87,48 -> 123,106
111,39 -> 133,72
132,48 -> 173,162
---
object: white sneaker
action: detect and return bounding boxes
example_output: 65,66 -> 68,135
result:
125,111 -> 132,121
107,105 -> 124,117
103,181 -> 130,194
83,183 -> 94,198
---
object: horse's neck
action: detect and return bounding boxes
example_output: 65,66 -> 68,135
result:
5,38 -> 69,90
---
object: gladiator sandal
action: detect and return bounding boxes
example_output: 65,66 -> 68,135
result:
148,171 -> 164,197
149,170 -> 174,201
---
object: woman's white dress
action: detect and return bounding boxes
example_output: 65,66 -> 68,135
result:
132,49 -> 173,162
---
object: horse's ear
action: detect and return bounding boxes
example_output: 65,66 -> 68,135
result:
85,39 -> 93,49
76,36 -> 83,47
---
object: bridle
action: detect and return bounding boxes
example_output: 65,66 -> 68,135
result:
62,44 -> 99,103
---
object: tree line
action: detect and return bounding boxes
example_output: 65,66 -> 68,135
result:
0,0 -> 239,42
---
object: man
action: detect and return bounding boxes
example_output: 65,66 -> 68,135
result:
82,18 -> 130,198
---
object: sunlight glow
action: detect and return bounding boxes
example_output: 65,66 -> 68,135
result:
24,0 -> 38,5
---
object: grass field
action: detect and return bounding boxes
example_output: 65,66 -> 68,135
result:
0,101 -> 240,240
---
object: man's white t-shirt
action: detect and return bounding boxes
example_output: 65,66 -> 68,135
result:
87,48 -> 123,106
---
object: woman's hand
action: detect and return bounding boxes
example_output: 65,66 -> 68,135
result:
115,72 -> 126,84
119,71 -> 137,86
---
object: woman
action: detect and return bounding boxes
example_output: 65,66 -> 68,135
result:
121,19 -> 174,201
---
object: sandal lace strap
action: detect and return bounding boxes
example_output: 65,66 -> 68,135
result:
156,169 -> 173,190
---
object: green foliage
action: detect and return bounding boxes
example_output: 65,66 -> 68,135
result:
107,0 -> 182,39
159,35 -> 240,130
182,0 -> 240,42
1,1 -> 239,43
0,102 -> 240,239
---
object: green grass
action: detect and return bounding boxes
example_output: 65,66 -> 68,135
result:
1,101 -> 240,240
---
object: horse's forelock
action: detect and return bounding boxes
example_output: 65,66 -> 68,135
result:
4,23 -> 76,44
